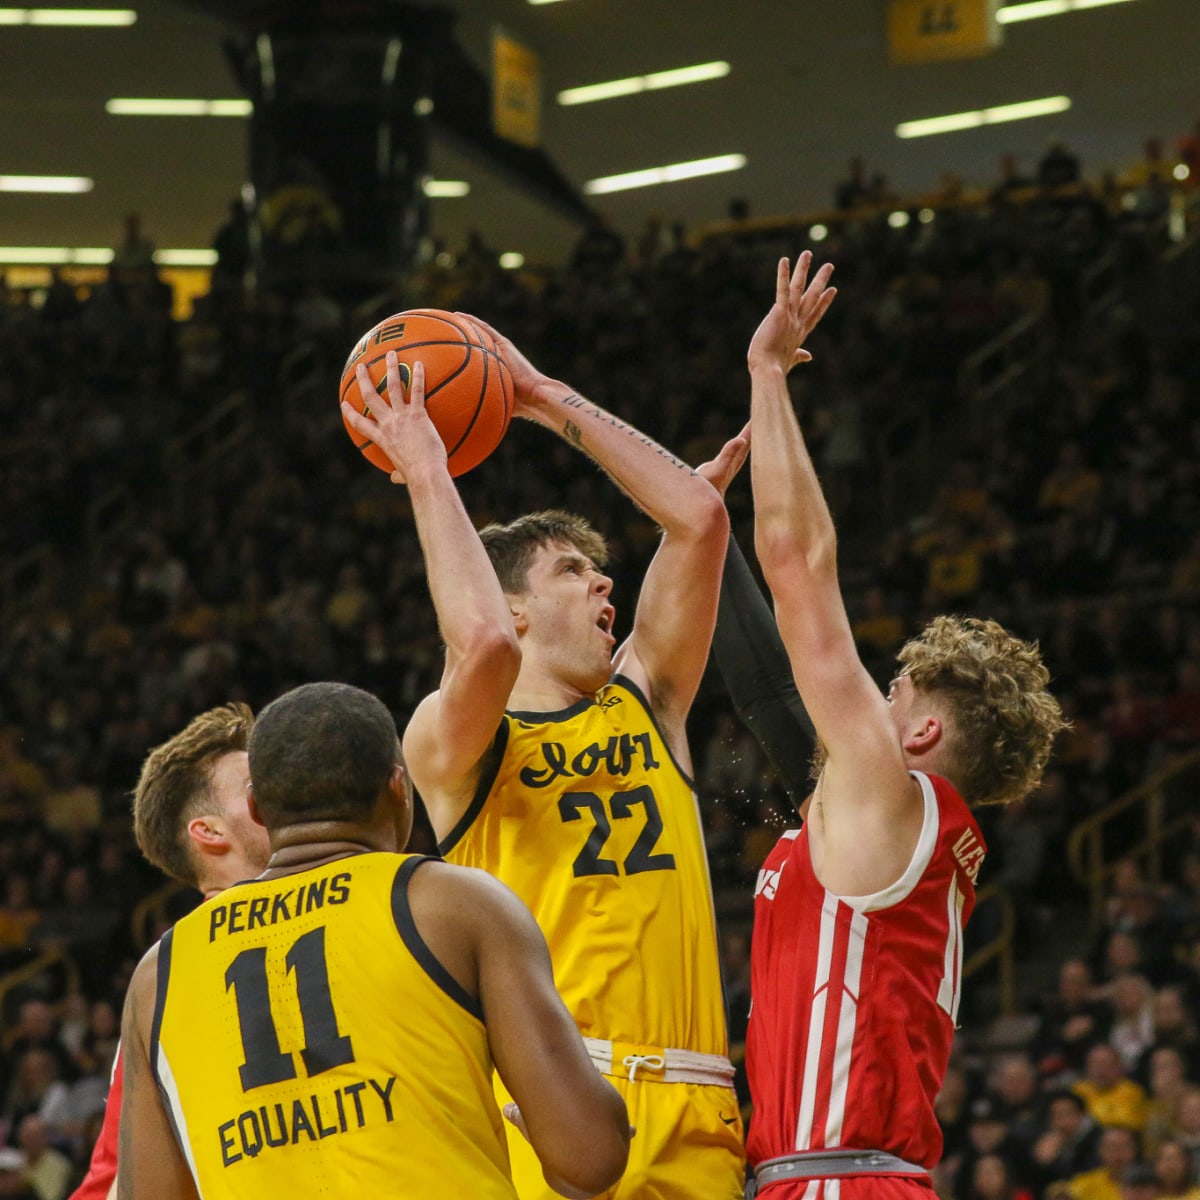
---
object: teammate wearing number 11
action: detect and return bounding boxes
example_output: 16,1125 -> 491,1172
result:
345,312 -> 762,1197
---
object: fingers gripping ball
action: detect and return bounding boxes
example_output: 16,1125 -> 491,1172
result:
339,309 -> 513,477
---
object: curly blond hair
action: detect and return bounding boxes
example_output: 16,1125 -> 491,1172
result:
897,615 -> 1066,806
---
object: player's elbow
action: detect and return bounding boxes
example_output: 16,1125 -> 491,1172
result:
755,523 -> 837,584
544,1126 -> 630,1198
461,619 -> 522,677
682,481 -> 730,544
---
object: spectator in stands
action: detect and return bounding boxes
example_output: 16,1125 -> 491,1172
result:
1038,442 -> 1103,518
1033,959 -> 1113,1075
1140,986 -> 1200,1081
1153,1138 -> 1200,1198
1052,1124 -> 1140,1200
2,1113 -> 73,1200
1038,142 -> 1083,189
834,155 -> 870,211
991,1054 -> 1044,1148
1075,1043 -> 1149,1131
1117,1162 -> 1158,1200
968,1152 -> 1034,1200
1108,974 -> 1157,1071
956,1097 -> 1030,1200
1033,1090 -> 1103,1192
1143,1047 -> 1191,1157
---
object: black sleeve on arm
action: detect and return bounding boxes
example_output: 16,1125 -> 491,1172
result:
712,532 -> 814,806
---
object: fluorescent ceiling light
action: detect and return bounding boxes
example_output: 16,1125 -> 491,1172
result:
998,0 -> 1139,22
422,179 -> 470,198
0,7 -> 135,24
154,249 -> 217,267
896,95 -> 1070,138
499,252 -> 525,270
559,61 -> 729,106
584,153 -> 745,195
0,246 -> 216,266
0,174 -> 93,192
0,247 -> 111,263
527,0 -> 569,5
106,98 -> 252,116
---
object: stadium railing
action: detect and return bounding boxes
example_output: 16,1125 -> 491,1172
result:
1066,746 -> 1200,935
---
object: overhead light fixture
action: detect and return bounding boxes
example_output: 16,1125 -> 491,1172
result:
0,247 -> 111,263
919,208 -> 937,224
106,98 -> 252,116
0,174 -> 93,193
1175,164 -> 1191,181
584,153 -> 746,195
896,95 -> 1071,138
527,0 -> 569,5
558,61 -> 730,107
888,211 -> 911,228
997,0 -> 1139,22
0,7 -> 136,24
499,252 -> 525,270
809,224 -> 829,243
0,246 -> 217,266
422,179 -> 470,198
154,249 -> 217,267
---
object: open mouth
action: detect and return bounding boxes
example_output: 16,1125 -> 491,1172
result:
596,606 -> 615,635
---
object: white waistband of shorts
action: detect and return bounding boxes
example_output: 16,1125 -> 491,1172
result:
582,1036 -> 735,1087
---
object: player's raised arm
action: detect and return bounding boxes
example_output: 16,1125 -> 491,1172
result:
460,314 -> 727,752
342,355 -> 520,835
116,946 -> 198,1200
748,255 -> 923,889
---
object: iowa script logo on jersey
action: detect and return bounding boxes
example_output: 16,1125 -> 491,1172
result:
519,731 -> 660,788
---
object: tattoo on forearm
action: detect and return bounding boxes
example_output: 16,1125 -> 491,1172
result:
557,392 -> 690,472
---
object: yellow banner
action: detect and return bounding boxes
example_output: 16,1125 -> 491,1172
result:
492,31 -> 541,149
888,0 -> 1002,64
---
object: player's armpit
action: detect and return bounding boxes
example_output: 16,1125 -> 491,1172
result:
117,946 -> 199,1200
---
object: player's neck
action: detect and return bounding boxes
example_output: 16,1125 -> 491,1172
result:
507,659 -> 598,714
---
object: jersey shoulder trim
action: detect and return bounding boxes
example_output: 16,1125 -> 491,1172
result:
611,673 -> 695,791
437,717 -> 510,857
838,771 -> 940,913
506,694 -> 595,724
390,856 -> 484,1023
149,926 -> 173,1083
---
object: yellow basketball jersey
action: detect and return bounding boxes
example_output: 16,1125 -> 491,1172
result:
152,853 -> 516,1198
441,676 -> 727,1056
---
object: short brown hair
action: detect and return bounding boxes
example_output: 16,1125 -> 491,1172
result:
897,615 -> 1066,806
132,702 -> 254,887
479,510 -> 609,594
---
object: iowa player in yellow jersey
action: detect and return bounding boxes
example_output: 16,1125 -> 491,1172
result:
341,328 -> 751,1198
117,682 -> 630,1200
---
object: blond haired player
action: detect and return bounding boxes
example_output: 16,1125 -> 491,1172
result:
741,255 -> 1067,1198
340,295 -> 823,1198
117,682 -> 630,1199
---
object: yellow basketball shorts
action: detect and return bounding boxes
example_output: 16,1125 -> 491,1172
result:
496,1070 -> 746,1200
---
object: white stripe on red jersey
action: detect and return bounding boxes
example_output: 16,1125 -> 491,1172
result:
747,772 -> 985,1171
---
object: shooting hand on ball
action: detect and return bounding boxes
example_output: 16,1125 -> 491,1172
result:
455,312 -> 551,416
341,353 -> 446,486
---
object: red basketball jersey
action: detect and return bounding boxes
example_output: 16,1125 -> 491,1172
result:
69,1047 -> 122,1200
746,771 -> 985,1173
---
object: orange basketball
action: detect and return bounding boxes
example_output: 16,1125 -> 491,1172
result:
339,308 -> 513,477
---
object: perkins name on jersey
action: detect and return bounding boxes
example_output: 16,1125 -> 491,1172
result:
209,873 -> 352,942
